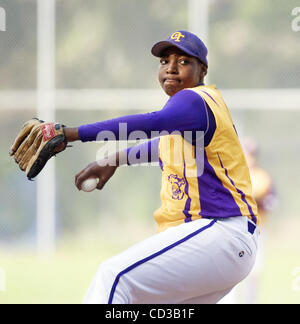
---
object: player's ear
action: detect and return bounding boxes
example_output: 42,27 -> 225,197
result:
200,63 -> 207,78
198,63 -> 207,83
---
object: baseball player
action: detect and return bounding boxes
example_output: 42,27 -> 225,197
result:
10,31 -> 260,304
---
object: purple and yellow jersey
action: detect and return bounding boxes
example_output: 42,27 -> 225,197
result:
154,85 -> 259,232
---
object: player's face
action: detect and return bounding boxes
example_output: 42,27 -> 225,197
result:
158,47 -> 207,96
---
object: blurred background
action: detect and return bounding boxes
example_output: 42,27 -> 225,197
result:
0,0 -> 300,304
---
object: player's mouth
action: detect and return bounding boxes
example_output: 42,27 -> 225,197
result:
164,77 -> 181,85
161,77 -> 183,96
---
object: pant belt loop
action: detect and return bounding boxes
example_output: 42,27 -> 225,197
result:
247,221 -> 256,235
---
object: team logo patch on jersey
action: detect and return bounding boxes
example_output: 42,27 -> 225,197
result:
168,174 -> 186,200
170,32 -> 185,42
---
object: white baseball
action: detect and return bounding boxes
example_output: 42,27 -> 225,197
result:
81,178 -> 99,192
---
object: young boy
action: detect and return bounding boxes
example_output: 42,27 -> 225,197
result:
11,31 -> 259,304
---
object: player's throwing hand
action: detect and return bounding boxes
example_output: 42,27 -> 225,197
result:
75,159 -> 118,191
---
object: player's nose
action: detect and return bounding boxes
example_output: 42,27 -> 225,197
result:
166,60 -> 178,74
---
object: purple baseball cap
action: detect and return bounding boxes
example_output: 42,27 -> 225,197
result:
151,30 -> 208,67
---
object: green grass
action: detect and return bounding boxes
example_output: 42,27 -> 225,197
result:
0,239 -> 128,304
0,221 -> 153,304
0,219 -> 300,304
0,242 -> 110,304
259,248 -> 300,303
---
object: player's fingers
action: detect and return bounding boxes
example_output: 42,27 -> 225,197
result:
95,165 -> 117,191
96,178 -> 105,190
74,168 -> 84,181
75,169 -> 91,190
74,168 -> 86,189
75,162 -> 103,190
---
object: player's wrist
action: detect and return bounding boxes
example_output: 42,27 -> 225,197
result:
63,127 -> 79,142
115,150 -> 129,167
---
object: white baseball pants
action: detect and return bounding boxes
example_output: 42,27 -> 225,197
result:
83,216 -> 258,304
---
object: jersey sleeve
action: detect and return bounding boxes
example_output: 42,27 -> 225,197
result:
126,137 -> 160,165
78,89 -> 211,142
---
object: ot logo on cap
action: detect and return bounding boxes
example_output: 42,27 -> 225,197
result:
170,32 -> 185,42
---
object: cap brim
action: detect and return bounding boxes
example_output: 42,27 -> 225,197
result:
151,41 -> 196,58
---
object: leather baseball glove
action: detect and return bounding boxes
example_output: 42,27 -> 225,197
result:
9,118 -> 67,180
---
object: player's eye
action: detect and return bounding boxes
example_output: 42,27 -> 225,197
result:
179,58 -> 190,65
160,58 -> 168,65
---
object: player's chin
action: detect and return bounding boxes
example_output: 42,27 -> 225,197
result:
162,82 -> 183,97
